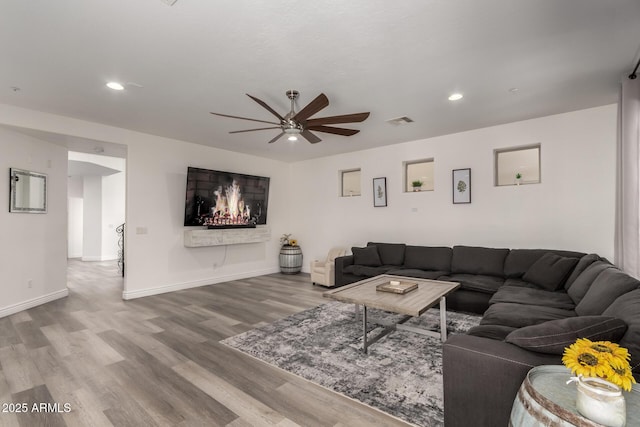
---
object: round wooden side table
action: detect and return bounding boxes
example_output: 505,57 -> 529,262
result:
510,365 -> 640,426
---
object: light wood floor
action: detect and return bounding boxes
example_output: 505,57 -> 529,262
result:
0,260 -> 411,427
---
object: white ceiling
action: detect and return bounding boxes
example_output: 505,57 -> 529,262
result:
1,0 -> 639,162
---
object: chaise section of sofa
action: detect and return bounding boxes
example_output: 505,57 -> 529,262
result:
443,258 -> 640,427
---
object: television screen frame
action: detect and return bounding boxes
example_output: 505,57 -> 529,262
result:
184,167 -> 270,228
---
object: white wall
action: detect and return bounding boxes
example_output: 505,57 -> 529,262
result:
0,102 -> 618,306
290,105 -> 617,270
82,175 -> 103,261
124,136 -> 290,298
0,103 -> 291,300
0,126 -> 68,317
101,167 -> 125,260
67,176 -> 83,258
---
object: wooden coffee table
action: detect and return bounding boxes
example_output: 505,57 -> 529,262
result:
323,274 -> 460,353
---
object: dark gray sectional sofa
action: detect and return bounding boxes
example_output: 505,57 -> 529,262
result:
334,243 -> 640,427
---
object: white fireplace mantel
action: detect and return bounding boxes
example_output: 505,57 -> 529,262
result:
183,226 -> 271,247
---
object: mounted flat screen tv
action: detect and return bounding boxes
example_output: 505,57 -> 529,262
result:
184,167 -> 270,228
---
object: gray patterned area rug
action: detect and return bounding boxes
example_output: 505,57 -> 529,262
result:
221,301 -> 481,426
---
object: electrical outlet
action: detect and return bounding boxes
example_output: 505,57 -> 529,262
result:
27,279 -> 33,288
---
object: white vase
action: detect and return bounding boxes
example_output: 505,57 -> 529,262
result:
576,376 -> 626,427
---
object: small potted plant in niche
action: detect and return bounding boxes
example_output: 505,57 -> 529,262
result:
515,173 -> 522,185
411,180 -> 423,192
279,233 -> 302,274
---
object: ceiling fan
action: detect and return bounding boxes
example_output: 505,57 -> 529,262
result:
210,90 -> 370,144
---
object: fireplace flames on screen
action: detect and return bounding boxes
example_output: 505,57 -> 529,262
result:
202,180 -> 253,226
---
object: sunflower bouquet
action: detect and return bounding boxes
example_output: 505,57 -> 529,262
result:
563,338 -> 636,391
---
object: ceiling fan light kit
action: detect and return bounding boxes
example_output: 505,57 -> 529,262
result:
211,90 -> 370,145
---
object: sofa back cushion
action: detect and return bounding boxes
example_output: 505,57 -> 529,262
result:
367,242 -> 406,266
567,261 -> 612,304
522,253 -> 579,291
575,268 -> 640,316
603,289 -> 640,376
451,245 -> 509,277
351,246 -> 382,266
403,246 -> 452,271
504,249 -> 585,279
564,254 -> 600,289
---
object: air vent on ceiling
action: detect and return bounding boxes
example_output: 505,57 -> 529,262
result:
386,116 -> 414,126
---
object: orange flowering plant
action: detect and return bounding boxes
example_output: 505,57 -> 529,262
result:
563,338 -> 636,391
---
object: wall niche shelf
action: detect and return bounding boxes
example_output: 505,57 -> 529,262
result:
184,226 -> 271,247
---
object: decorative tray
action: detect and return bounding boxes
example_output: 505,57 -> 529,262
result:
376,281 -> 418,294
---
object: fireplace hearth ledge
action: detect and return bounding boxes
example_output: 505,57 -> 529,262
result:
184,226 -> 271,247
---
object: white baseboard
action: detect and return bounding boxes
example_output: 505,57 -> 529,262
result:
122,267 -> 281,300
0,289 -> 69,319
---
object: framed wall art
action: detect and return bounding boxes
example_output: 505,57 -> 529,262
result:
373,177 -> 387,207
452,168 -> 471,204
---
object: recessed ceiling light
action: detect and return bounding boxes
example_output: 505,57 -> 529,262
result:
448,93 -> 463,101
106,82 -> 125,91
508,87 -> 519,94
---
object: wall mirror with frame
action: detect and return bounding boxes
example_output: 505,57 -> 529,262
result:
9,168 -> 47,213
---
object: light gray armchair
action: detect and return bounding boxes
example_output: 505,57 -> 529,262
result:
310,247 -> 347,287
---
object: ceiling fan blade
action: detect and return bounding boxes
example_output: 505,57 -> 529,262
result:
210,112 -> 279,125
293,93 -> 329,122
301,129 -> 322,144
229,127 -> 282,134
267,132 -> 285,144
306,112 -> 370,126
246,94 -> 285,121
307,125 -> 360,136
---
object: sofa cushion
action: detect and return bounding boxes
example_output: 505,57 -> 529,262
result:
489,286 -> 575,310
351,246 -> 382,266
503,249 -> 548,279
564,254 -> 600,290
343,264 -> 394,277
522,253 -> 579,291
503,278 -> 540,289
505,316 -> 628,355
451,246 -> 509,276
467,324 -> 517,341
368,242 -> 406,266
386,268 -> 448,280
603,289 -> 640,375
445,274 -> 504,294
567,260 -> 613,304
403,246 -> 452,271
480,303 -> 576,328
575,268 -> 640,316
503,249 -> 585,279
